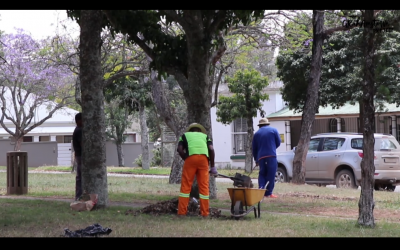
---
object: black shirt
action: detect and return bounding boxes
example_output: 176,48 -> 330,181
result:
72,126 -> 82,157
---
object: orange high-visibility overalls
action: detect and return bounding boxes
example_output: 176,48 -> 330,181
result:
177,132 -> 212,217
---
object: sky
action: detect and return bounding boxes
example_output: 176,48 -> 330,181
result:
0,10 -> 79,39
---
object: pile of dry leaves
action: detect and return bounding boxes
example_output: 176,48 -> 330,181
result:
125,198 -> 228,218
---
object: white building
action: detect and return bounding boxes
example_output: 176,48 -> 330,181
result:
211,81 -> 287,169
0,88 -> 141,166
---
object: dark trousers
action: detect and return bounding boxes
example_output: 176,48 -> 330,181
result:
258,157 -> 277,196
75,156 -> 82,200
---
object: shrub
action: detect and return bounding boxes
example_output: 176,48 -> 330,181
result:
151,149 -> 162,167
134,154 -> 142,167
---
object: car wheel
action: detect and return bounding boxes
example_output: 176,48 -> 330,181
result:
335,170 -> 357,189
374,183 -> 382,191
275,166 -> 288,183
374,184 -> 396,192
382,184 -> 396,192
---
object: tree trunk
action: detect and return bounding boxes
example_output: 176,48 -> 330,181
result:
169,129 -> 186,184
150,72 -> 186,184
14,136 -> 23,151
245,115 -> 254,173
139,103 -> 150,170
79,10 -> 108,208
116,142 -> 124,167
178,41 -> 217,199
358,9 -> 376,228
292,10 -> 324,184
358,99 -> 364,133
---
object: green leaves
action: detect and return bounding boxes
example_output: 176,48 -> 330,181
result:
216,68 -> 269,124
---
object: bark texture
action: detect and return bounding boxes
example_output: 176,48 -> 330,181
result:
79,10 -> 108,208
116,142 -> 124,167
358,9 -> 376,228
292,10 -> 324,184
150,72 -> 186,184
139,103 -> 150,170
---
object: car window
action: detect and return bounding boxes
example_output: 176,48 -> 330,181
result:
308,138 -> 321,152
351,138 -> 363,150
322,137 -> 346,151
380,139 -> 397,150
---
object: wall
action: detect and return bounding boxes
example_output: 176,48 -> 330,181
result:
210,107 -> 232,168
268,121 -> 287,153
0,139 -> 58,167
105,141 -> 155,167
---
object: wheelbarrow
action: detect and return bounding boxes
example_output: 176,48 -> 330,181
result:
218,173 -> 267,220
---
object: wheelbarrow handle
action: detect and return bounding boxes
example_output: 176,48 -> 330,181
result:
217,173 -> 238,181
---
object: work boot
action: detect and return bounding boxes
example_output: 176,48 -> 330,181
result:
209,167 -> 218,177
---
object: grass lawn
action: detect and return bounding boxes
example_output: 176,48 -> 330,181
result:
1,171 -> 400,237
23,165 -> 260,178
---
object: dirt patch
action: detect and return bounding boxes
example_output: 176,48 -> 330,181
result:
125,198 -> 228,219
262,192 -> 400,223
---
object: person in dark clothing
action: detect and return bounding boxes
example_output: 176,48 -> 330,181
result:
72,112 -> 83,201
252,118 -> 281,198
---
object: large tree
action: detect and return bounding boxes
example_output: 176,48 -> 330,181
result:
277,10 -> 400,227
0,29 -> 76,151
77,10 -> 108,208
216,68 -> 269,173
100,10 -> 267,199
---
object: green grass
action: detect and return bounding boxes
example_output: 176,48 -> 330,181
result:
1,171 -> 400,237
31,165 -> 260,178
1,197 -> 400,237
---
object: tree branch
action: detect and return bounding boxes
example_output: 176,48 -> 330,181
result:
208,10 -> 227,35
103,70 -> 149,88
102,10 -> 157,61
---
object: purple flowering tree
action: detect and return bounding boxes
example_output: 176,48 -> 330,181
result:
0,29 -> 76,151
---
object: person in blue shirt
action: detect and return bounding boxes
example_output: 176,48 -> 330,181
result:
252,118 -> 281,198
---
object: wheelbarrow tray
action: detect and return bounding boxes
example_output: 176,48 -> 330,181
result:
227,187 -> 266,207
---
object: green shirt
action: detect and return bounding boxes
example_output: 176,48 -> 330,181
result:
178,132 -> 212,158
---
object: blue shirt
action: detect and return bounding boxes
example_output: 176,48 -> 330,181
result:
252,125 -> 281,162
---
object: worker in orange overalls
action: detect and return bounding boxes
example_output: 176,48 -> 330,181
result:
176,123 -> 218,218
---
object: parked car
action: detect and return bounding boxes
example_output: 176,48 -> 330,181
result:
275,133 -> 400,191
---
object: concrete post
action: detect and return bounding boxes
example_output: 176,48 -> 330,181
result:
285,120 -> 291,150
336,118 -> 341,133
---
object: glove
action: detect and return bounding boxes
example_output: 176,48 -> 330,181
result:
209,166 -> 218,177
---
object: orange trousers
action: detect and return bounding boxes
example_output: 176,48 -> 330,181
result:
178,154 -> 210,217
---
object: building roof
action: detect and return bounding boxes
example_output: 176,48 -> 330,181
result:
0,126 -> 75,136
1,88 -> 79,125
267,102 -> 400,121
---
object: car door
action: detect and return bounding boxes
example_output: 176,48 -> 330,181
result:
305,138 -> 322,179
318,137 -> 346,181
374,137 -> 400,171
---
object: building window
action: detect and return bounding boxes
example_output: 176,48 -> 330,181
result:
124,134 -> 136,142
64,135 -> 73,143
233,118 -> 247,154
39,136 -> 50,142
23,136 -> 33,142
329,118 -> 345,132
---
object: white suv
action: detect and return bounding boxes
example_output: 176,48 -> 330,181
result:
275,133 -> 400,191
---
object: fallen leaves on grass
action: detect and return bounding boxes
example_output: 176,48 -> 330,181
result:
125,198 -> 228,218
281,192 -> 357,201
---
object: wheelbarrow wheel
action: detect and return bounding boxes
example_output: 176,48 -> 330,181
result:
234,200 -> 243,220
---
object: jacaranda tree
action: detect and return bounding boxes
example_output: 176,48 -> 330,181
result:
0,29 -> 76,151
